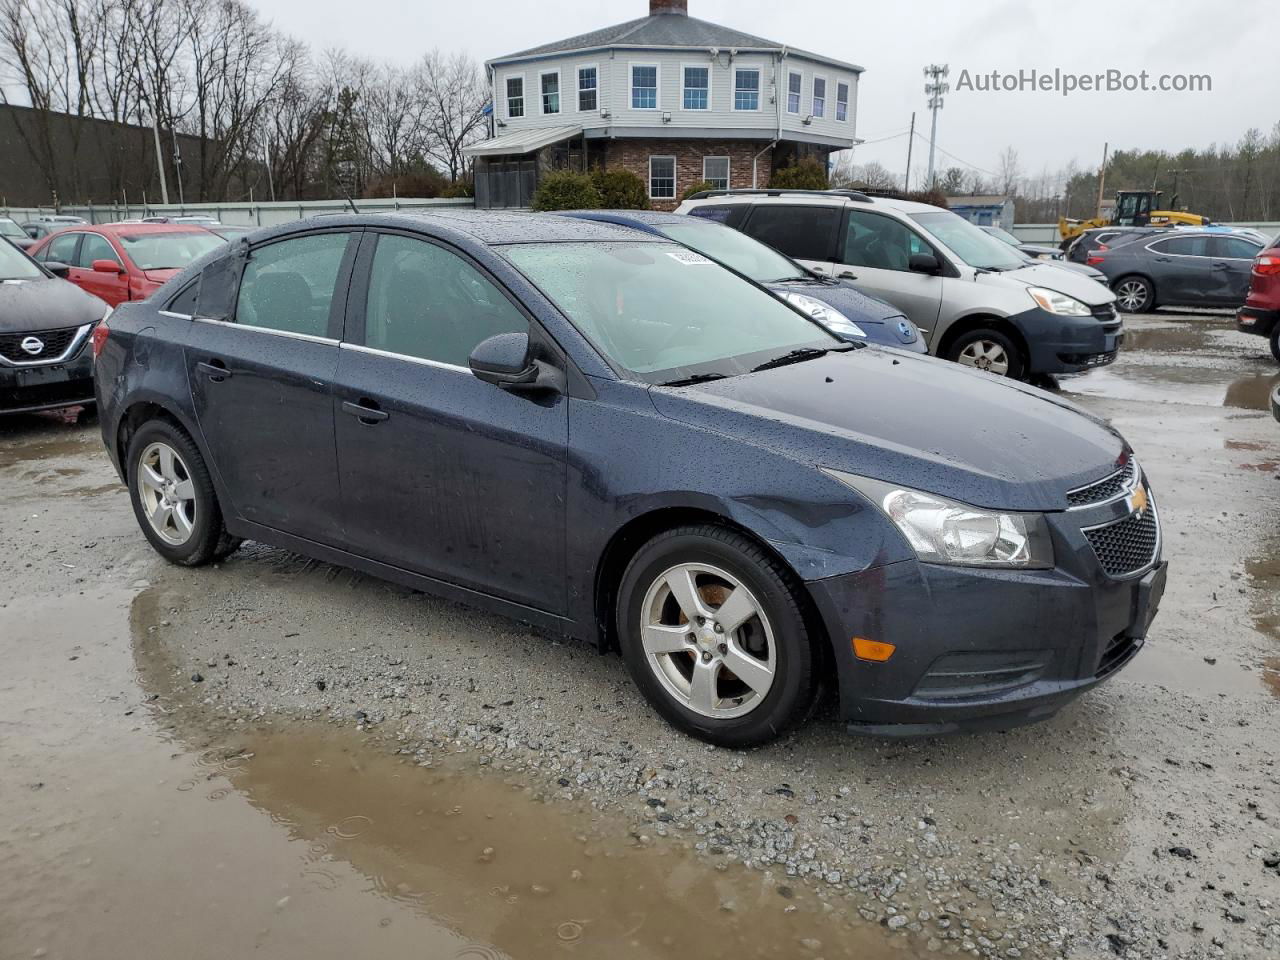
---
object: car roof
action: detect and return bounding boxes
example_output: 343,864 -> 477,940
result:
559,210 -> 705,231
685,190 -> 943,216
87,222 -> 220,236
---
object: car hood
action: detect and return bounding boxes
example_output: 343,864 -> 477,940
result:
0,277 -> 107,332
765,278 -> 903,324
649,348 -> 1125,512
1050,261 -> 1108,282
987,262 -> 1117,305
1019,244 -> 1062,258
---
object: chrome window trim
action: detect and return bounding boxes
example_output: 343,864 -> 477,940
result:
1079,493 -> 1161,581
0,322 -> 94,368
1143,237 -> 1209,259
158,310 -> 193,320
341,341 -> 471,375
1065,461 -> 1142,511
191,316 -> 338,345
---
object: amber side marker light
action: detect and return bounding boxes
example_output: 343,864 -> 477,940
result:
852,637 -> 896,662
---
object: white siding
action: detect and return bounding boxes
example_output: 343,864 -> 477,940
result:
492,49 -> 858,146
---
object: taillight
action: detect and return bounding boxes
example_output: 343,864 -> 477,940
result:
1086,244 -> 1109,267
1255,254 -> 1280,277
91,314 -> 111,359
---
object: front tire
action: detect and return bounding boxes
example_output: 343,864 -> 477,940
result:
1113,275 -> 1154,313
126,420 -> 240,566
945,328 -> 1027,380
616,525 -> 818,747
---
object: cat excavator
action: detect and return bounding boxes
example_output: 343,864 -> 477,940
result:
1058,190 -> 1211,248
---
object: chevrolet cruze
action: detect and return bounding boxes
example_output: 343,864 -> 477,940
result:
95,211 -> 1166,746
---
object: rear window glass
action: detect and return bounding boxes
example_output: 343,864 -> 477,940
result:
687,204 -> 747,228
741,205 -> 841,261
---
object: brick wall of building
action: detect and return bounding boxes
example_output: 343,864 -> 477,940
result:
601,138 -> 775,210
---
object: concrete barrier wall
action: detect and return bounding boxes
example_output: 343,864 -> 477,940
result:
0,197 -> 474,227
1011,222 -> 1280,244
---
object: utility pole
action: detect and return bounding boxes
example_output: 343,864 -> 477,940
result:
904,111 -> 916,192
923,64 -> 949,189
264,139 -> 276,202
1095,141 -> 1109,219
151,115 -> 170,205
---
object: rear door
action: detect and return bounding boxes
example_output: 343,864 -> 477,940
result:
1207,235 -> 1263,305
333,230 -> 569,612
184,229 -> 357,545
73,232 -> 129,306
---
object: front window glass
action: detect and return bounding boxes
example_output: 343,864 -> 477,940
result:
683,67 -> 708,110
119,231 -> 225,271
77,233 -> 119,268
734,69 -> 760,110
364,235 -> 526,367
632,65 -> 658,109
44,232 -> 80,264
540,72 -> 560,114
502,241 -> 835,384
909,211 -> 1024,271
0,219 -> 25,239
657,221 -> 805,284
235,233 -> 350,336
0,239 -> 43,280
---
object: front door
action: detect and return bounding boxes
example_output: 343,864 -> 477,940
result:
73,232 -> 130,306
184,230 -> 357,545
1207,235 -> 1263,305
334,231 -> 568,613
825,209 -> 946,341
1146,236 -> 1210,304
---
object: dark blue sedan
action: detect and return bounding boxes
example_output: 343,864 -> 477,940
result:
94,211 -> 1165,745
558,209 -> 926,353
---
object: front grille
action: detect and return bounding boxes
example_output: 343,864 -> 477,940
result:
912,651 -> 1051,701
1084,502 -> 1159,578
1068,459 -> 1136,508
1091,303 -> 1120,322
0,376 -> 95,412
1058,350 -> 1118,368
0,326 -> 82,364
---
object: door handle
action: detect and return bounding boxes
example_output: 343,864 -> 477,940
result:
1154,257 -> 1172,263
342,399 -> 389,424
837,271 -> 858,280
196,360 -> 230,382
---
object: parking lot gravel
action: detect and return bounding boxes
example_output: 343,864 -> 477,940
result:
2,313 -> 1278,959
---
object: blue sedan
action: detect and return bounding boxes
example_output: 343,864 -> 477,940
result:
558,209 -> 926,353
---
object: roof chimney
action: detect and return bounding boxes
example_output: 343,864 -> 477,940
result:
650,0 -> 688,15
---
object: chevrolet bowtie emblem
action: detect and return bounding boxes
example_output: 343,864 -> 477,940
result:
1128,486 -> 1148,517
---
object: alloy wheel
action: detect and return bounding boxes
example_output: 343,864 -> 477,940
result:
639,562 -> 776,719
1115,280 -> 1149,312
137,441 -> 197,546
957,339 -> 1011,376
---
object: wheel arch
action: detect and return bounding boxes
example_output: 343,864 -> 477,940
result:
936,314 -> 1030,369
1111,272 -> 1157,308
114,395 -> 218,496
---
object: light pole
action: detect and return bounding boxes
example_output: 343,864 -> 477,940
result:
923,64 -> 949,189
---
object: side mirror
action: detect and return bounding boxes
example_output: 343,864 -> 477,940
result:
908,253 -> 940,275
469,332 -> 563,394
92,259 -> 123,274
44,260 -> 71,278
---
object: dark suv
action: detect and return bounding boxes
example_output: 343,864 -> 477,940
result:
94,212 -> 1165,744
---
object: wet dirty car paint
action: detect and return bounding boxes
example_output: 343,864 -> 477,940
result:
0,587 -> 918,960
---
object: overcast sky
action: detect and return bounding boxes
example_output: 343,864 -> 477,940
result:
253,0 -> 1271,187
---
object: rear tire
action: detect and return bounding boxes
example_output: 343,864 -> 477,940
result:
1113,275 -> 1154,314
945,328 -> 1027,380
1269,324 -> 1280,365
616,525 -> 818,747
126,420 -> 240,566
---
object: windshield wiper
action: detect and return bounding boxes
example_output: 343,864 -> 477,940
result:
660,372 -> 729,387
751,345 -> 853,372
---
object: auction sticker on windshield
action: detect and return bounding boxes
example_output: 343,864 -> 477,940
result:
667,250 -> 714,265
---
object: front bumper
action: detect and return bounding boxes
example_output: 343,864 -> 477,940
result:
1236,306 -> 1280,337
805,485 -> 1165,735
0,347 -> 95,414
1010,305 -> 1125,374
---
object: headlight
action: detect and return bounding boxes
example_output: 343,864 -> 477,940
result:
778,291 -> 866,339
1028,286 -> 1091,317
823,470 -> 1054,569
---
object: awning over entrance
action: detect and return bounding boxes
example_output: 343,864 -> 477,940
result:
464,124 -> 583,158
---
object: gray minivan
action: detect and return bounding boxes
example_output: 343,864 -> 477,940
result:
677,191 -> 1123,380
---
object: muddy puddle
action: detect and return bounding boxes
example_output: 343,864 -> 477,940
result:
0,588 -> 920,960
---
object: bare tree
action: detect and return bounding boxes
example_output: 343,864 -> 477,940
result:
997,145 -> 1021,198
416,49 -> 487,182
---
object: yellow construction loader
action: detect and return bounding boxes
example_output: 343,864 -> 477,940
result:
1058,190 -> 1211,247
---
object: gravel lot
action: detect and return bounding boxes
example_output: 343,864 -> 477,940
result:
2,313 -> 1278,959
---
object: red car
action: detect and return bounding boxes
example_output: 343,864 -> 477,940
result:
27,223 -> 226,307
1237,233 -> 1280,361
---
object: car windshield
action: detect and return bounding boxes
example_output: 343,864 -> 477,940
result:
654,221 -> 807,283
503,241 -> 837,384
0,219 -> 26,240
118,231 -> 225,270
0,239 -> 45,281
983,225 -> 1021,247
911,211 -> 1027,271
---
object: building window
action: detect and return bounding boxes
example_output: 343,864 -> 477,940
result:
578,66 -> 597,112
632,65 -> 658,109
683,66 -> 709,110
812,77 -> 826,118
836,81 -> 849,121
540,71 -> 560,114
649,156 -> 676,199
786,71 -> 802,114
703,156 -> 729,191
505,76 -> 524,118
734,68 -> 760,111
